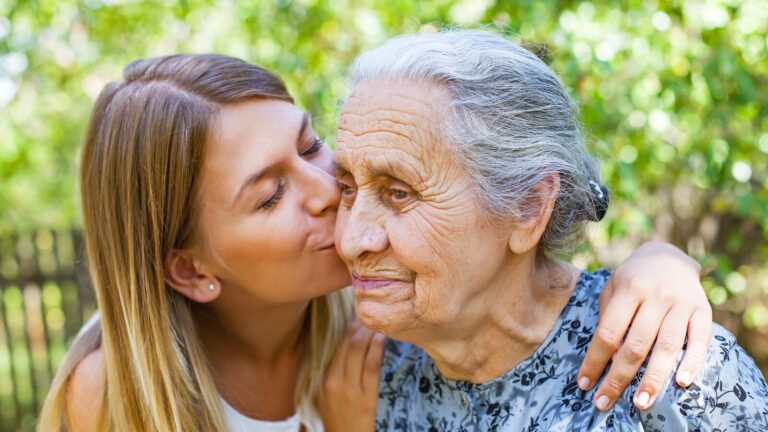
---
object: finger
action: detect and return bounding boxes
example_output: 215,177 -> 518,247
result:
633,306 -> 690,410
675,306 -> 713,387
578,290 -> 640,391
593,302 -> 667,411
597,273 -> 617,318
328,321 -> 358,378
345,325 -> 376,389
362,333 -> 386,395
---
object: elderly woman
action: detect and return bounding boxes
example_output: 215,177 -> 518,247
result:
333,30 -> 768,430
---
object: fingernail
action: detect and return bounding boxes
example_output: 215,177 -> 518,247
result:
635,391 -> 650,408
577,376 -> 591,390
595,395 -> 610,411
678,370 -> 692,386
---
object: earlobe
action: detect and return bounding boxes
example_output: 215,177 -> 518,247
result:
165,250 -> 220,303
507,174 -> 561,255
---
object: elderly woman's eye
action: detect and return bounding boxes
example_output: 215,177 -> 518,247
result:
388,185 -> 418,209
386,180 -> 416,208
391,189 -> 409,200
336,179 -> 357,197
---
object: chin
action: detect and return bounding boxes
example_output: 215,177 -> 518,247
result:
355,299 -> 411,337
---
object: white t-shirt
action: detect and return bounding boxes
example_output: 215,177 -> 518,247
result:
221,397 -> 323,432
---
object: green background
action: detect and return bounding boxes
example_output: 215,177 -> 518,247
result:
0,0 -> 766,429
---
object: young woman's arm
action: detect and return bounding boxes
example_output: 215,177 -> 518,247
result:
319,322 -> 385,432
320,242 -> 713,423
578,242 -> 712,411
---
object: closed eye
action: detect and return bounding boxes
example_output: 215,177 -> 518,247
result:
301,138 -> 324,157
257,180 -> 286,211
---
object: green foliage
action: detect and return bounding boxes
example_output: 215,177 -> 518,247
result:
0,0 -> 766,420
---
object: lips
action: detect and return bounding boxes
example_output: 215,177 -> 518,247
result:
351,271 -> 399,291
318,243 -> 336,251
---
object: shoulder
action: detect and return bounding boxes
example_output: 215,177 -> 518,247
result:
553,269 -> 611,326
376,339 -> 429,426
379,339 -> 427,399
381,339 -> 426,376
66,348 -> 104,431
637,324 -> 768,429
579,268 -> 612,297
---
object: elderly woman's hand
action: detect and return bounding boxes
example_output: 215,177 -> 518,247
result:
577,242 -> 712,412
319,321 -> 385,432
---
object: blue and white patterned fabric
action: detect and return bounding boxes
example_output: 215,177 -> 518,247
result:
376,269 -> 768,431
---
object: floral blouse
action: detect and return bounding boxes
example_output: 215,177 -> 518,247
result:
376,269 -> 768,431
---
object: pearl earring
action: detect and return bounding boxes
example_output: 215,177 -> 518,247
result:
207,283 -> 216,292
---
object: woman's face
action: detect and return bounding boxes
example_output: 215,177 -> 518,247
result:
334,79 -> 513,340
194,99 -> 350,304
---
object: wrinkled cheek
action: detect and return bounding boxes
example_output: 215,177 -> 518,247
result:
410,277 -> 457,328
389,219 -> 443,273
385,222 -> 451,325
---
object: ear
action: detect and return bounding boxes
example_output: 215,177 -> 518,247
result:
508,174 -> 561,255
165,249 -> 221,303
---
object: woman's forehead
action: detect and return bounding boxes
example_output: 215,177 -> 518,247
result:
341,78 -> 449,119
336,79 -> 451,171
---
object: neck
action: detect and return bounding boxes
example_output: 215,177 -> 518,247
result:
193,287 -> 311,419
195,292 -> 309,366
416,254 -> 580,383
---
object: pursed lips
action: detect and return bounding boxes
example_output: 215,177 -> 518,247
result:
317,242 -> 336,251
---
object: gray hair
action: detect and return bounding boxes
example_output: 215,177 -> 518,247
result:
348,29 -> 605,254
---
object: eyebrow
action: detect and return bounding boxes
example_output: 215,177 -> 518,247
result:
366,158 -> 423,185
231,113 -> 310,207
334,155 -> 423,188
333,160 -> 350,177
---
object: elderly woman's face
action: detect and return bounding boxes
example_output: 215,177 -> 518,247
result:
334,79 -> 513,338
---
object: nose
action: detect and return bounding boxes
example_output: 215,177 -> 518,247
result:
298,158 -> 340,216
337,192 -> 389,260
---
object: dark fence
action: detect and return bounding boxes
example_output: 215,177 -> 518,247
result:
0,230 -> 96,432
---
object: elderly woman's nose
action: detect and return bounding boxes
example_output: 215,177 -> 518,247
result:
339,201 -> 389,259
300,161 -> 341,216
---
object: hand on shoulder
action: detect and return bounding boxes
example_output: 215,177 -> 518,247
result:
319,321 -> 385,432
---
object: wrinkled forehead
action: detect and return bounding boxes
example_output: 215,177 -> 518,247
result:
335,79 -> 453,173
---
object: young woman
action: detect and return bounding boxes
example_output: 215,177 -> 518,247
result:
38,54 -> 711,431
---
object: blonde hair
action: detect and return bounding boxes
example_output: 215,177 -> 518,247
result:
38,54 -> 353,431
